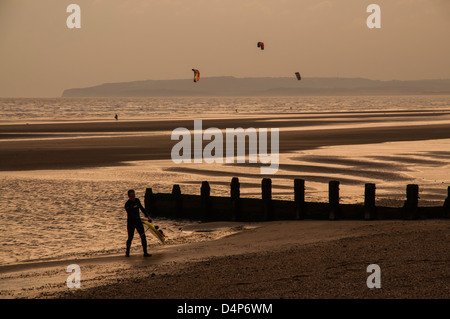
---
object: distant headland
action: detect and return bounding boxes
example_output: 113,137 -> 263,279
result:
62,76 -> 450,97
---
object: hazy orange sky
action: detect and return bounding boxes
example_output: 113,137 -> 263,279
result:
0,0 -> 449,97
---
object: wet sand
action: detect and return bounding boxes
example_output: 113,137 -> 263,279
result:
1,111 -> 450,171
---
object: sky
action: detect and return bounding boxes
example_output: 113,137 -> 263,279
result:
0,0 -> 449,97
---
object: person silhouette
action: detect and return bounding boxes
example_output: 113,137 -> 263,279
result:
124,189 -> 152,257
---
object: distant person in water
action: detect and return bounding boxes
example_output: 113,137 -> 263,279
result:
124,189 -> 152,257
115,114 -> 118,120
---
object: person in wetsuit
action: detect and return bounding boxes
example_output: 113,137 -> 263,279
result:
124,189 -> 152,257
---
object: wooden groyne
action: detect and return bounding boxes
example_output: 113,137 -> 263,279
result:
144,179 -> 450,221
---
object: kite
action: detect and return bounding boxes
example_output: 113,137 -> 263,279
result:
192,69 -> 200,83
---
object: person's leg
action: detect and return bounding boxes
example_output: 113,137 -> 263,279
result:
126,221 -> 135,257
135,221 -> 150,256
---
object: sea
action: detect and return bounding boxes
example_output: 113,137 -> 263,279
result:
1,95 -> 450,121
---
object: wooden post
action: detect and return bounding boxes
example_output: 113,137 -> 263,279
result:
144,188 -> 154,216
172,184 -> 181,195
364,183 -> 376,220
262,178 -> 273,220
329,181 -> 340,220
201,181 -> 211,219
230,177 -> 241,221
172,184 -> 182,218
443,186 -> 450,218
294,179 -> 305,219
404,184 -> 419,219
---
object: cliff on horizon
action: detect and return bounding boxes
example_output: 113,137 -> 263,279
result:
61,77 -> 450,97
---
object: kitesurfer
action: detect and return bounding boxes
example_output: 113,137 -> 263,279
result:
124,189 -> 152,257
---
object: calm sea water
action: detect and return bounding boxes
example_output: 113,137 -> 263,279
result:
1,95 -> 450,121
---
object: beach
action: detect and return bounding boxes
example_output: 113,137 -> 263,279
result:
57,220 -> 450,299
1,103 -> 449,299
2,0 -> 450,305
1,220 -> 448,299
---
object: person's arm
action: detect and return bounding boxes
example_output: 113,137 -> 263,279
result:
138,199 -> 152,221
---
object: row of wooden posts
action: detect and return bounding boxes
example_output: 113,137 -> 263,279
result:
144,178 -> 450,221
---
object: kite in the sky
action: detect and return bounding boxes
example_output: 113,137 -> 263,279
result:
192,69 -> 200,83
257,42 -> 264,50
295,72 -> 301,80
